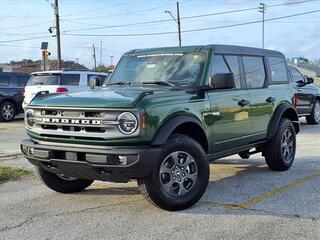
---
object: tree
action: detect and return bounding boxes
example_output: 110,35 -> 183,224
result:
96,64 -> 108,73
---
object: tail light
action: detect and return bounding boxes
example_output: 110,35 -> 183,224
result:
294,93 -> 298,109
56,87 -> 68,93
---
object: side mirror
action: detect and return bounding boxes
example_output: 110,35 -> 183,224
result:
89,76 -> 103,89
209,73 -> 235,89
306,77 -> 314,84
296,79 -> 306,87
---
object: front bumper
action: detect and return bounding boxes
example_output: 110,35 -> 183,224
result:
21,139 -> 161,183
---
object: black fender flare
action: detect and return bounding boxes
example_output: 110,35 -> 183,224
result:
150,115 -> 208,146
267,103 -> 300,139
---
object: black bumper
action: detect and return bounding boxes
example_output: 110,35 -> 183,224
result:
21,139 -> 161,183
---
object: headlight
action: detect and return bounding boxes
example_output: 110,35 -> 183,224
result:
26,109 -> 35,128
117,112 -> 138,134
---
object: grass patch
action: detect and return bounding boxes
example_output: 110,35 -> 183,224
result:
0,127 -> 8,131
0,166 -> 33,183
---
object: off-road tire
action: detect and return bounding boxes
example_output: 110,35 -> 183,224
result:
263,118 -> 296,171
306,100 -> 320,125
138,134 -> 209,211
37,167 -> 94,193
0,101 -> 16,122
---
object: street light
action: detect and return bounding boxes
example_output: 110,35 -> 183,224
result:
164,2 -> 181,47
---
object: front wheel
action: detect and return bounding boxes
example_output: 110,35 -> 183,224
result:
37,167 -> 94,193
306,100 -> 320,125
263,118 -> 296,171
138,134 -> 209,211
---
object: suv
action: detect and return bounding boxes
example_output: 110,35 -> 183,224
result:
0,72 -> 30,121
22,70 -> 108,109
288,66 -> 320,124
21,45 -> 300,211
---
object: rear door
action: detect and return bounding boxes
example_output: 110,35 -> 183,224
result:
207,54 -> 251,153
243,56 -> 273,142
289,67 -> 315,115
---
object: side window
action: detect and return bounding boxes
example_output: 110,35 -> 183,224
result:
87,74 -> 107,86
269,57 -> 288,82
60,74 -> 80,86
17,75 -> 30,87
243,56 -> 266,89
210,55 -> 241,89
0,75 -> 10,86
289,68 -> 304,84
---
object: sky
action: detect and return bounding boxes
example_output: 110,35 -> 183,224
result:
0,0 -> 319,69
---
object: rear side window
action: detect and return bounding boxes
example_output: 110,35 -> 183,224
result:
211,55 -> 241,89
269,57 -> 288,82
243,56 -> 266,89
60,74 -> 80,86
17,75 -> 30,87
87,74 -> 107,86
27,75 -> 59,86
0,75 -> 10,86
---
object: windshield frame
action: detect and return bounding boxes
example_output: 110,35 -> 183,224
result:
107,50 -> 210,87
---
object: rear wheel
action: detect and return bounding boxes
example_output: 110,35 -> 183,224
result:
306,100 -> 320,125
0,101 -> 16,122
138,134 -> 209,211
263,118 -> 296,171
37,167 -> 94,193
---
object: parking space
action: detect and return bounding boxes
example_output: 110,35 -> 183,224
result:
0,120 -> 319,239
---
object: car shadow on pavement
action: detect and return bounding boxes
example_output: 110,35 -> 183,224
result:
78,186 -> 140,196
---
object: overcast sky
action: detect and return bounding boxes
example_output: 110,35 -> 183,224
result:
0,0 -> 319,68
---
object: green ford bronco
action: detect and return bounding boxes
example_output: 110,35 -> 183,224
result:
21,45 -> 300,211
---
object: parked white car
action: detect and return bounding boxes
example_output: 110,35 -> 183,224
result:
23,70 -> 108,109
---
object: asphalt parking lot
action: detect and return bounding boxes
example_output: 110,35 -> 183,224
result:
0,118 -> 319,240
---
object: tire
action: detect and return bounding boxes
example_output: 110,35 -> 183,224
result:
37,167 -> 94,193
263,118 -> 296,171
306,100 -> 320,125
0,101 -> 16,122
138,134 -> 209,211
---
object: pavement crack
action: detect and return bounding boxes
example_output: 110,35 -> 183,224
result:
0,217 -> 31,232
54,199 -> 139,217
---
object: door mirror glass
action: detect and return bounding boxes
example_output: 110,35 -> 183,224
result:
89,76 -> 103,89
209,73 -> 235,89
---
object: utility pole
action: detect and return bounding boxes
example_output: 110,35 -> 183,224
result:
176,2 -> 181,47
110,56 -> 114,66
92,44 -> 97,71
165,1 -> 182,47
100,40 -> 102,67
259,3 -> 266,49
53,0 -> 62,69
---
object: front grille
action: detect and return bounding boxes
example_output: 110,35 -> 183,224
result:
29,107 -> 141,140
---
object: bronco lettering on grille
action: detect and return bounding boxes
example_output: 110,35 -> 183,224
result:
42,118 -> 101,125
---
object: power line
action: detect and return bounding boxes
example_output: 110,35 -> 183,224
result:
62,1 -> 191,21
61,0 -> 318,33
0,36 -> 51,43
62,9 -> 320,37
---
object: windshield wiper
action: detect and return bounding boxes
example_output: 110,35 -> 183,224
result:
140,81 -> 175,86
107,81 -> 131,86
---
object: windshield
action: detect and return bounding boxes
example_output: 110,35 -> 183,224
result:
108,52 -> 207,86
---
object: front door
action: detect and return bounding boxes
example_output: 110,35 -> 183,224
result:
207,54 -> 251,153
289,67 -> 315,115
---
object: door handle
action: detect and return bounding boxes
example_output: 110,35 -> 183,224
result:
266,96 -> 276,103
238,99 -> 250,107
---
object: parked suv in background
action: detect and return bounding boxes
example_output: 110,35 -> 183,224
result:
21,45 -> 300,211
288,66 -> 320,125
0,72 -> 30,121
22,70 -> 108,109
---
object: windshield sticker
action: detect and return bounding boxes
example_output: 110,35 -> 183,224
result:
137,53 -> 184,58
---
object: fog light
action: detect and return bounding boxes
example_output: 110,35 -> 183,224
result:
28,147 -> 34,155
118,156 -> 127,165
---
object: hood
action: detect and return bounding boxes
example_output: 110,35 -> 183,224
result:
29,87 -> 158,109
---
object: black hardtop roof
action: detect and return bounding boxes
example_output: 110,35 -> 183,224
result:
127,44 -> 284,57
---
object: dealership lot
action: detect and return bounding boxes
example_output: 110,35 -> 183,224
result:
0,119 -> 319,240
